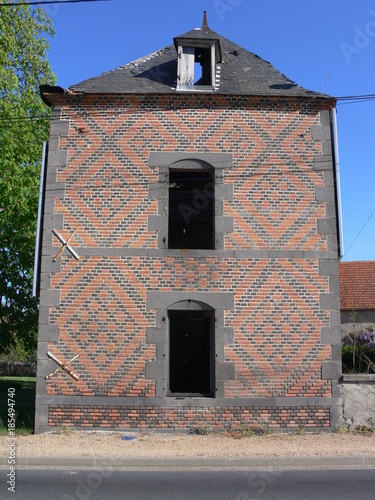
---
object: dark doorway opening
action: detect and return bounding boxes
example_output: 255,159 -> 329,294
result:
169,310 -> 213,396
168,170 -> 214,249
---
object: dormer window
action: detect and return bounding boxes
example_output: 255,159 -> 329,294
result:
177,45 -> 215,89
174,17 -> 221,92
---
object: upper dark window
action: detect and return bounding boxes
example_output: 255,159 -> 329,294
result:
168,169 -> 214,249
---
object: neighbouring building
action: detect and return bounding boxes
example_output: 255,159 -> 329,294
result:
34,14 -> 343,432
339,261 -> 375,333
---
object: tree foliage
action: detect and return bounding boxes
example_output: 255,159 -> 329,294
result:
0,2 -> 56,357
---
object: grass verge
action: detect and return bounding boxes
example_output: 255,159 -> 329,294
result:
0,376 -> 36,435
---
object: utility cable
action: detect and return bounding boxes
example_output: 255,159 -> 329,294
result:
343,207 -> 375,258
0,0 -> 111,7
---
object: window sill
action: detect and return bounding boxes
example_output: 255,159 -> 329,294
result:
176,85 -> 215,92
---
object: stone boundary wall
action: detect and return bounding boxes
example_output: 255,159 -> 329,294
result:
0,362 -> 36,377
341,375 -> 375,428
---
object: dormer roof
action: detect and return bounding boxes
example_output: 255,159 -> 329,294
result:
65,25 -> 332,99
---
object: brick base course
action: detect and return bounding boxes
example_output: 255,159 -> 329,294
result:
49,405 -> 330,430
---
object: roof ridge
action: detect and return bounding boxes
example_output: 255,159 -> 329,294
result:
117,45 -> 174,70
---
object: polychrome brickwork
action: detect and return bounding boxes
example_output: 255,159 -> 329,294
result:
54,95 -> 327,250
35,93 -> 341,432
48,405 -> 330,430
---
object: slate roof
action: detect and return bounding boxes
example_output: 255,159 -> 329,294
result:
68,26 -> 332,99
339,261 -> 375,310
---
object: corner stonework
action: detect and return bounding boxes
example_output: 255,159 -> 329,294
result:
313,109 -> 343,428
35,107 -> 69,434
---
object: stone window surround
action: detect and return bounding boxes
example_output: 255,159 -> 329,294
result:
148,152 -> 233,251
145,292 -> 235,399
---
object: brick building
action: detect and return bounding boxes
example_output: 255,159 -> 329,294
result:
339,261 -> 375,333
35,15 -> 343,432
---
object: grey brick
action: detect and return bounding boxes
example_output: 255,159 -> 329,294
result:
215,216 -> 233,233
148,215 -> 168,232
216,327 -> 235,345
321,140 -> 332,156
149,152 -> 233,169
329,276 -> 339,294
315,186 -> 335,202
45,164 -> 57,183
313,155 -> 333,171
324,170 -> 334,187
146,327 -> 166,344
48,150 -> 68,167
145,362 -> 165,380
40,290 -> 60,307
318,259 -> 338,277
326,202 -> 337,218
216,183 -> 233,201
216,362 -> 235,380
148,183 -> 167,200
320,292 -> 340,311
311,124 -> 331,140
50,120 -> 69,137
43,214 -> 64,230
330,310 -> 341,328
321,327 -> 341,345
45,182 -> 65,199
321,361 -> 342,380
38,324 -> 59,341
146,292 -> 235,311
317,218 -> 337,235
320,110 -> 330,126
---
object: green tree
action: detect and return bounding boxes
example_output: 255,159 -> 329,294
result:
0,2 -> 56,358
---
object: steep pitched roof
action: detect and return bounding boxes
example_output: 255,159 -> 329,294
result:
68,26 -> 331,99
339,261 -> 375,310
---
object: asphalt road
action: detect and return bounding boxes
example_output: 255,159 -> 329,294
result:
1,468 -> 375,499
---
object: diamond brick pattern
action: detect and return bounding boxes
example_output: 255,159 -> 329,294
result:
55,95 -> 326,250
48,258 -> 156,397
225,259 -> 331,398
47,257 -> 331,399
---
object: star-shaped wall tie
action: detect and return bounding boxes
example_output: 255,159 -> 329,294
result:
52,228 -> 80,262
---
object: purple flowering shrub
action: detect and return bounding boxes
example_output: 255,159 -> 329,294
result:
342,326 -> 375,373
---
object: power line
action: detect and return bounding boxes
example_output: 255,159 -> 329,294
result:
0,0 -> 111,6
1,91 -> 375,123
343,207 -> 375,258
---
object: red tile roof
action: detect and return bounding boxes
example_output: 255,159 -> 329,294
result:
339,261 -> 375,310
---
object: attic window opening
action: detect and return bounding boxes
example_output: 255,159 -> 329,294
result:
193,47 -> 212,85
178,45 -> 215,90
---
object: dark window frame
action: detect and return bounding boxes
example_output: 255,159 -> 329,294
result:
148,153 -> 234,252
168,308 -> 215,397
168,168 -> 215,250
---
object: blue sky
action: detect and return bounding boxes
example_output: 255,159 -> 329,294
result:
42,0 -> 375,261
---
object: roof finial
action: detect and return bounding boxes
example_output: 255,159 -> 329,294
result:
202,11 -> 209,29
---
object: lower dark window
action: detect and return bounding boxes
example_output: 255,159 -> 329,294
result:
169,310 -> 213,395
168,170 -> 214,249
